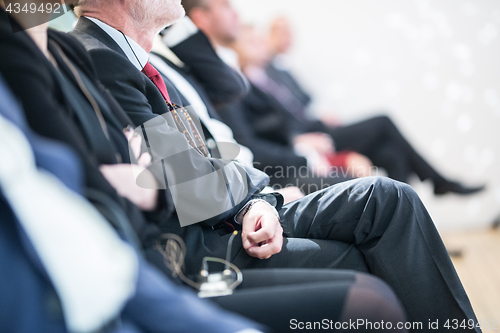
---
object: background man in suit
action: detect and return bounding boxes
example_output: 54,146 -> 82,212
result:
149,17 -> 305,202
185,0 -> 484,196
69,0 -> 481,330
183,0 -> 374,191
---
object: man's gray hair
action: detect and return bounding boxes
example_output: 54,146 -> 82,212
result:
72,0 -> 100,18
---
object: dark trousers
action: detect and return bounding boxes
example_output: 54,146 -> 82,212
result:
147,244 -> 407,332
148,177 -> 479,332
213,269 -> 407,333
227,177 -> 479,332
324,116 -> 445,184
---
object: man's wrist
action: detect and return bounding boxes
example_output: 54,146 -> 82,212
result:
234,199 -> 279,224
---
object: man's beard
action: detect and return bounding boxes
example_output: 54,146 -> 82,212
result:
130,0 -> 185,33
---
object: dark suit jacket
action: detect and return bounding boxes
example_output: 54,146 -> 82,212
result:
218,83 -> 309,172
168,30 -> 248,110
70,17 -> 270,273
265,61 -> 312,111
0,193 -> 68,333
265,62 -> 329,134
70,17 -> 268,218
0,74 -> 69,333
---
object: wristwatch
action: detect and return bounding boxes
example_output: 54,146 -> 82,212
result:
234,192 -> 284,224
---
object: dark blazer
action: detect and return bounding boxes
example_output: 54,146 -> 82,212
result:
264,62 -> 329,134
0,10 -> 161,246
265,61 -> 312,111
218,83 -> 308,171
0,191 -> 68,333
168,30 -> 249,110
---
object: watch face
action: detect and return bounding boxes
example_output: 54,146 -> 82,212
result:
266,194 -> 278,207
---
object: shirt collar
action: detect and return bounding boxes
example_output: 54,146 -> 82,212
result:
85,16 -> 149,71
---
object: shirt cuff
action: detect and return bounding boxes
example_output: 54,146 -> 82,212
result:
162,16 -> 199,47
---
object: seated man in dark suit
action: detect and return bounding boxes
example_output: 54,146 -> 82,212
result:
148,18 -> 306,201
67,0 -> 481,330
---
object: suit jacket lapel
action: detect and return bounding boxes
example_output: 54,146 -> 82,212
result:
73,17 -> 128,58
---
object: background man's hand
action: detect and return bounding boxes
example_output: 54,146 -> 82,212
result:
293,132 -> 335,155
241,202 -> 283,259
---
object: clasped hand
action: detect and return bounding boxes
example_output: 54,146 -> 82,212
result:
241,202 -> 283,259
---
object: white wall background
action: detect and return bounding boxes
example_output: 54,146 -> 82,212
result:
233,0 -> 500,232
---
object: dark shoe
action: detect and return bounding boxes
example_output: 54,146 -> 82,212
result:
434,181 -> 485,195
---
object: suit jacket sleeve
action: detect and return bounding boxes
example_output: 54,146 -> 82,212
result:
169,31 -> 248,109
218,101 -> 308,171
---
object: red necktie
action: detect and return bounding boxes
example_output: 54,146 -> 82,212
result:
141,61 -> 171,103
142,62 -> 210,157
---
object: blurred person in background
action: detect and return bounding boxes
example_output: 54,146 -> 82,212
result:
185,0 -> 484,195
148,16 -> 305,202
224,24 -> 374,194
184,0 -> 373,193
265,16 -> 485,195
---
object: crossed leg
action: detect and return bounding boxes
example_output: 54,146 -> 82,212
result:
232,177 -> 480,332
